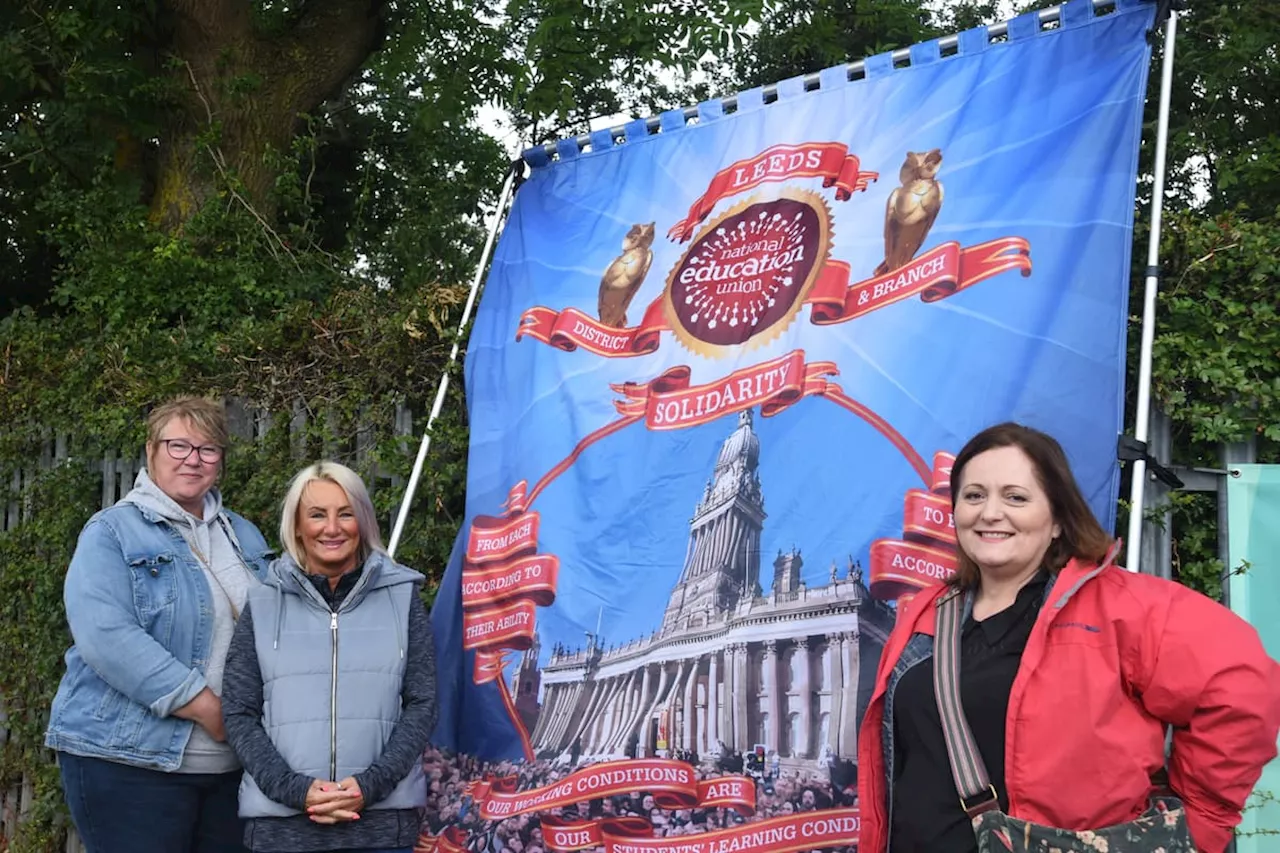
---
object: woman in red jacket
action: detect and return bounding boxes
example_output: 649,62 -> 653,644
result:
857,422 -> 1280,853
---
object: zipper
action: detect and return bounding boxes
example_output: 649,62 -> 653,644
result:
329,610 -> 339,781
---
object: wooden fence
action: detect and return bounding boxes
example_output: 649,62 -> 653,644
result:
0,401 -> 419,850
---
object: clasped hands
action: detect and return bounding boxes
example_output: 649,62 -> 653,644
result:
305,777 -> 365,824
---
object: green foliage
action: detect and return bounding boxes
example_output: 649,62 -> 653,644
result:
1,1 -> 769,845
0,282 -> 474,846
1153,212 -> 1280,449
0,465 -> 100,852
731,0 -> 1002,88
1,0 -> 1278,848
1129,0 -> 1280,592
489,0 -> 768,143
1240,789 -> 1280,839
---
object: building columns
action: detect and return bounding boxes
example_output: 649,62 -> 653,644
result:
827,633 -> 846,755
681,657 -> 698,750
732,643 -> 749,752
795,637 -> 812,759
762,640 -> 780,755
598,672 -> 633,752
840,632 -> 859,755
530,683 -> 559,746
707,650 -> 720,752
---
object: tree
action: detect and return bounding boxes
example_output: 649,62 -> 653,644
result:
0,3 -> 770,846
731,0 -> 1001,88
1,0 -> 767,312
1138,0 -> 1280,593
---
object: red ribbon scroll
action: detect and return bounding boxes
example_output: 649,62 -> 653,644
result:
806,238 -> 1032,325
612,349 -> 837,430
543,816 -> 654,853
463,598 -> 538,652
518,297 -> 668,358
902,488 -> 955,546
461,483 -> 562,760
416,825 -> 468,853
420,775 -> 786,853
517,239 -> 1030,358
468,760 -> 755,821
466,511 -> 539,565
694,775 -> 756,816
668,142 -> 877,241
462,555 -> 560,610
603,809 -> 861,853
869,451 -> 960,602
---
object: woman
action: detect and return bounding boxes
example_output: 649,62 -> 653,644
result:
857,423 -> 1280,853
46,396 -> 273,852
222,461 -> 437,853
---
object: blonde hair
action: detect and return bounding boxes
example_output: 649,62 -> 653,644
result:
145,396 -> 230,468
280,461 -> 384,569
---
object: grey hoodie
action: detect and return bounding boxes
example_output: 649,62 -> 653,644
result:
121,469 -> 259,773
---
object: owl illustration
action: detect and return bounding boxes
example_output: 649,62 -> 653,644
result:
875,149 -> 944,277
597,222 -> 656,328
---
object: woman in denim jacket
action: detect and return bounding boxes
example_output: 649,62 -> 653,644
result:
45,397 -> 273,853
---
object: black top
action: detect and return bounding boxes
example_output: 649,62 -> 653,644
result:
890,572 -> 1049,853
305,566 -> 364,610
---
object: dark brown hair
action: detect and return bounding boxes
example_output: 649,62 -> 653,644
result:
948,422 -> 1112,589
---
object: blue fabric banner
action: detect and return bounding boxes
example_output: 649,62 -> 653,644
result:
422,3 -> 1155,851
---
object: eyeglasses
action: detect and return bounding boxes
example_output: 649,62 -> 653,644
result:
160,439 -> 224,464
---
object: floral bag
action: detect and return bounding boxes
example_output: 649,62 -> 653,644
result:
932,589 -> 1198,852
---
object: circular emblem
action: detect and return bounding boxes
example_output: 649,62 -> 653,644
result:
664,188 -> 831,358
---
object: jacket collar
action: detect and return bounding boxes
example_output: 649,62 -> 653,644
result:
269,550 -> 423,612
906,539 -> 1122,637
1047,540 -> 1122,610
120,468 -> 223,525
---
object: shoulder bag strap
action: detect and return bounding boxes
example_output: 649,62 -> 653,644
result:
933,589 -> 1001,819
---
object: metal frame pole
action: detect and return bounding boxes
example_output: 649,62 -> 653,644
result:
387,165 -> 520,557
1125,9 -> 1179,573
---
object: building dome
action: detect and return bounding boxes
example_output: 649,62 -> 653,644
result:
715,408 -> 760,472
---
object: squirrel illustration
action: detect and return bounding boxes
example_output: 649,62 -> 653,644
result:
875,149 -> 944,277
597,222 -> 655,328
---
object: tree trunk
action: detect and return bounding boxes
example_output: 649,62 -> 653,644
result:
150,0 -> 386,231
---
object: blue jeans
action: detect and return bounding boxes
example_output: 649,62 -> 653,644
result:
58,752 -> 248,853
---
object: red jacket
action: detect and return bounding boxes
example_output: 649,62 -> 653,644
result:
857,558 -> 1280,853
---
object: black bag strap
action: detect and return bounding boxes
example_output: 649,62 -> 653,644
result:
933,589 -> 1001,819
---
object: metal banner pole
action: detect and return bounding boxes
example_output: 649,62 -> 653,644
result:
387,165 -> 520,557
1125,8 -> 1179,573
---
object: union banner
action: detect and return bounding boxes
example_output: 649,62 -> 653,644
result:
423,3 -> 1157,852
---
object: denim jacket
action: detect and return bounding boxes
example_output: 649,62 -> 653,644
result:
45,501 -> 272,771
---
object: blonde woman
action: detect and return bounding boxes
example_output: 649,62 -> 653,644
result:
222,461 -> 437,853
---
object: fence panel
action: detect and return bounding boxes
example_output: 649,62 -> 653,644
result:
0,400 -> 419,850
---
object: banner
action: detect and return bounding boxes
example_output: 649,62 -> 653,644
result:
423,2 -> 1156,851
1227,465 -> 1280,853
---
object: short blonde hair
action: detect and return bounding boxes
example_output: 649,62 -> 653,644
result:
146,396 -> 230,468
280,461 -> 385,569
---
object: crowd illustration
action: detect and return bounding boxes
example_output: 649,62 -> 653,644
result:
420,745 -> 858,853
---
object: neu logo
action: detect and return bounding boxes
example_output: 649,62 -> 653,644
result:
664,188 -> 831,358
